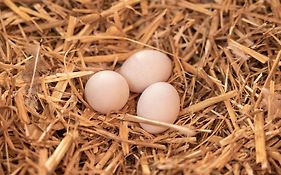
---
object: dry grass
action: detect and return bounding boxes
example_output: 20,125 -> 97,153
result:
0,0 -> 281,174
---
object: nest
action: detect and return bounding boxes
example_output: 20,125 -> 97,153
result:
0,0 -> 281,174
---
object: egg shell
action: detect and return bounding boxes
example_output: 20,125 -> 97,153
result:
119,49 -> 172,93
137,82 -> 180,134
85,70 -> 129,114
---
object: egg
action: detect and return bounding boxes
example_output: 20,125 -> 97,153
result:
85,70 -> 129,114
137,82 -> 180,134
119,49 -> 172,93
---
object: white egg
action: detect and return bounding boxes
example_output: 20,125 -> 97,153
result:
119,49 -> 172,93
137,82 -> 180,134
85,70 -> 129,114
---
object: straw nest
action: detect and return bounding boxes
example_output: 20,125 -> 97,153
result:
0,0 -> 281,174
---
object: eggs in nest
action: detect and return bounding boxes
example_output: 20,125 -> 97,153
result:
84,49 -> 180,134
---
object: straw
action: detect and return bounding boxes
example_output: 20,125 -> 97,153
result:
1,0 -> 281,174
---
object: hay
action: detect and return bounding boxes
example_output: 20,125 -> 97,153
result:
0,0 -> 281,174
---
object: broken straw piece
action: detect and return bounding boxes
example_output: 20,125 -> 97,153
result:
44,131 -> 78,174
